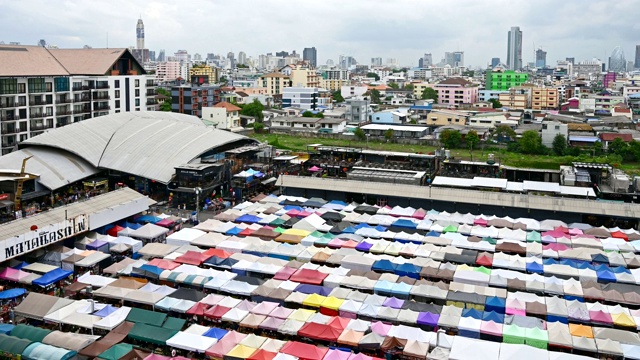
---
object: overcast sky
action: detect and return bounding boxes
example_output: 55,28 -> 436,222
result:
2,0 -> 639,68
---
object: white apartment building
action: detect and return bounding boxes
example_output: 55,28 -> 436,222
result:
0,45 -> 155,155
282,87 -> 319,110
155,61 -> 183,83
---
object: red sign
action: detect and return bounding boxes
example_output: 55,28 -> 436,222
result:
0,194 -> 9,201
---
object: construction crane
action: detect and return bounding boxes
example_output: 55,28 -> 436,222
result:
14,156 -> 32,211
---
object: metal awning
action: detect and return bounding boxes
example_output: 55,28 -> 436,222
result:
261,177 -> 277,185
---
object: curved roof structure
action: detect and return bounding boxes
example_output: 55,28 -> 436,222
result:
12,112 -> 259,189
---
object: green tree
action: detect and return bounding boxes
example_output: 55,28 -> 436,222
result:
332,90 -> 344,103
629,140 -> 640,161
462,70 -> 475,77
440,129 -> 462,149
253,122 -> 265,133
593,141 -> 603,156
240,98 -> 264,122
518,130 -> 544,154
493,125 -> 516,142
488,98 -> 503,109
421,87 -> 438,102
302,111 -> 314,117
384,128 -> 394,141
608,137 -> 628,156
156,88 -> 172,112
367,72 -> 380,81
388,82 -> 399,90
219,76 -> 228,84
552,134 -> 567,156
404,84 -> 414,91
368,89 -> 382,104
354,128 -> 366,141
466,130 -> 480,161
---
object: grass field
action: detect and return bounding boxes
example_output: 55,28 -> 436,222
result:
250,133 -> 640,173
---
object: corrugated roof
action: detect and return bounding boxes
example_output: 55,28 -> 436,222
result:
0,147 -> 98,190
0,45 -> 68,77
21,112 -> 257,184
214,101 -> 242,112
47,48 -> 131,75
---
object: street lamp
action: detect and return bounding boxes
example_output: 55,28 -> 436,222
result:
194,187 -> 202,223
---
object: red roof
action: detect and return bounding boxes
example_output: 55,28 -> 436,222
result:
281,341 -> 329,360
613,107 -> 631,113
214,101 -> 242,112
186,302 -> 210,316
204,305 -> 231,319
297,322 -> 344,342
599,133 -> 632,142
174,250 -> 208,265
289,268 -> 329,285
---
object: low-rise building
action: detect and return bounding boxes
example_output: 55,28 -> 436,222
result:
498,88 -> 530,110
345,98 -> 370,125
468,112 -> 515,128
361,124 -> 429,139
318,117 -> 347,133
599,133 -> 633,150
259,72 -> 291,96
282,87 -> 319,110
341,85 -> 368,99
531,88 -> 559,110
371,109 -> 409,125
270,116 -> 321,132
485,70 -> 529,91
201,101 -> 242,131
423,109 -> 469,127
478,90 -> 509,102
433,78 -> 479,107
541,121 -> 568,147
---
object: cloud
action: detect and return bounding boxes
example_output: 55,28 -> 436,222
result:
1,0 -> 639,67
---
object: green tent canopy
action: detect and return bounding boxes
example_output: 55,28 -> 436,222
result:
443,225 -> 458,233
527,231 -> 542,243
126,308 -> 167,327
162,317 -> 187,331
482,237 -> 497,245
10,324 -> 52,343
502,324 -> 526,344
475,266 -> 492,275
97,343 -> 134,360
0,334 -> 33,356
128,323 -> 177,346
525,327 -> 549,349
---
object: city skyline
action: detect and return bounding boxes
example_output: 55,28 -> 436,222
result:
2,0 -> 639,67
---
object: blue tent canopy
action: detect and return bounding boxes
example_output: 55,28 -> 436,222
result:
203,327 -> 228,340
390,282 -> 412,297
11,262 -> 29,270
140,264 -> 164,277
426,231 -> 440,237
573,261 -> 593,270
373,280 -> 394,294
94,305 -> 119,317
482,311 -> 504,323
391,219 -> 417,229
32,268 -> 73,287
611,266 -> 631,274
226,227 -> 243,236
283,205 -> 304,212
395,263 -> 421,279
135,215 -> 161,224
485,296 -> 506,313
342,226 -> 357,234
124,222 -> 142,230
0,288 -> 26,300
559,259 -> 578,268
294,284 -> 331,296
596,266 -> 616,283
543,258 -> 557,265
354,223 -> 371,230
462,308 -> 482,319
525,262 -> 544,274
374,225 -> 387,232
372,259 -> 397,273
0,324 -> 14,335
235,214 -> 262,224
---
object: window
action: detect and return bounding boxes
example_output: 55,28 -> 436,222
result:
135,79 -> 140,87
18,83 -> 25,94
115,80 -> 120,88
28,78 -> 46,93
54,77 -> 69,92
45,82 -> 53,92
20,134 -> 27,142
135,89 -> 140,97
115,100 -> 120,108
115,90 -> 120,98
0,79 -> 17,95
135,99 -> 140,106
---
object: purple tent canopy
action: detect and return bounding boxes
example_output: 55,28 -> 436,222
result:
258,316 -> 285,331
94,304 -> 119,317
355,242 -> 373,252
294,284 -> 332,296
417,312 -> 440,327
382,297 -> 405,309
86,239 -> 109,250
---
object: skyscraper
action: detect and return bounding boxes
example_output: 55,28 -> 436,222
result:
491,58 -> 500,68
423,53 -> 433,67
444,51 -> 464,67
635,45 -> 640,69
507,26 -> 522,70
608,46 -> 626,73
157,49 -> 166,62
136,18 -> 144,49
303,47 -> 317,68
238,51 -> 247,66
535,48 -> 547,68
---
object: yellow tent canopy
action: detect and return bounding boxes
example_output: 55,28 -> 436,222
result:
320,296 -> 345,311
226,345 -> 257,359
302,293 -> 327,308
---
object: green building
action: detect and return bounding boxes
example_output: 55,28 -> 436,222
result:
485,70 -> 528,91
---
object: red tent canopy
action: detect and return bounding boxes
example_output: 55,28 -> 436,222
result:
297,322 -> 344,342
273,267 -> 296,281
204,305 -> 231,320
476,254 -> 493,267
203,249 -> 231,259
248,349 -> 277,360
281,341 -> 329,360
239,228 -> 255,237
289,269 -> 328,285
554,226 -> 569,234
147,258 -> 180,270
611,231 -> 629,241
107,225 -> 125,237
174,250 -> 208,265
186,302 -> 210,316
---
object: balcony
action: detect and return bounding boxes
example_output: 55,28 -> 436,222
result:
1,142 -> 16,148
146,99 -> 156,105
74,108 -> 91,114
29,99 -> 53,106
93,105 -> 110,111
30,123 -> 54,131
30,113 -> 47,119
72,86 -> 91,91
56,110 -> 73,116
92,95 -> 110,100
1,128 -> 18,134
74,97 -> 91,103
146,81 -> 155,87
94,84 -> 110,90
56,98 -> 73,104
146,90 -> 156,96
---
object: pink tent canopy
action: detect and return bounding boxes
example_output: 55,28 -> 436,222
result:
542,230 -> 570,239
480,320 -> 503,336
309,166 -> 321,172
206,331 -> 247,358
474,218 -> 488,226
251,301 -> 280,316
274,267 -> 296,281
589,310 -> 613,324
568,228 -> 583,236
543,243 -> 569,251
144,355 -> 170,360
269,306 -> 293,319
412,209 -> 426,220
0,268 -> 25,281
327,239 -> 346,249
370,321 -> 392,336
324,349 -> 352,360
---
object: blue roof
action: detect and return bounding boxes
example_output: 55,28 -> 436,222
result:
391,219 -> 417,229
569,136 -> 599,143
373,280 -> 395,292
410,105 -> 432,110
235,214 -> 262,224
0,288 -> 26,300
203,327 -> 228,340
135,215 -> 162,224
32,268 -> 73,287
372,259 -> 398,272
94,305 -> 119,317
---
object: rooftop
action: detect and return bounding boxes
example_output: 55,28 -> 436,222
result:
214,101 -> 242,112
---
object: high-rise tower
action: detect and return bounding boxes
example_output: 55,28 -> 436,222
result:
136,18 -> 144,49
507,26 -> 522,70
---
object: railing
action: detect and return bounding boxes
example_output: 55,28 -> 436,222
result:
30,113 -> 46,119
93,105 -> 110,111
74,108 -> 91,114
146,100 -> 156,105
0,103 -> 18,108
146,90 -> 156,96
56,98 -> 72,104
72,86 -> 90,91
56,110 -> 73,115
30,124 -> 54,131
29,100 -> 52,106
92,95 -> 110,100
1,142 -> 16,148
73,97 -> 91,103
95,84 -> 110,89
1,128 -> 18,134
